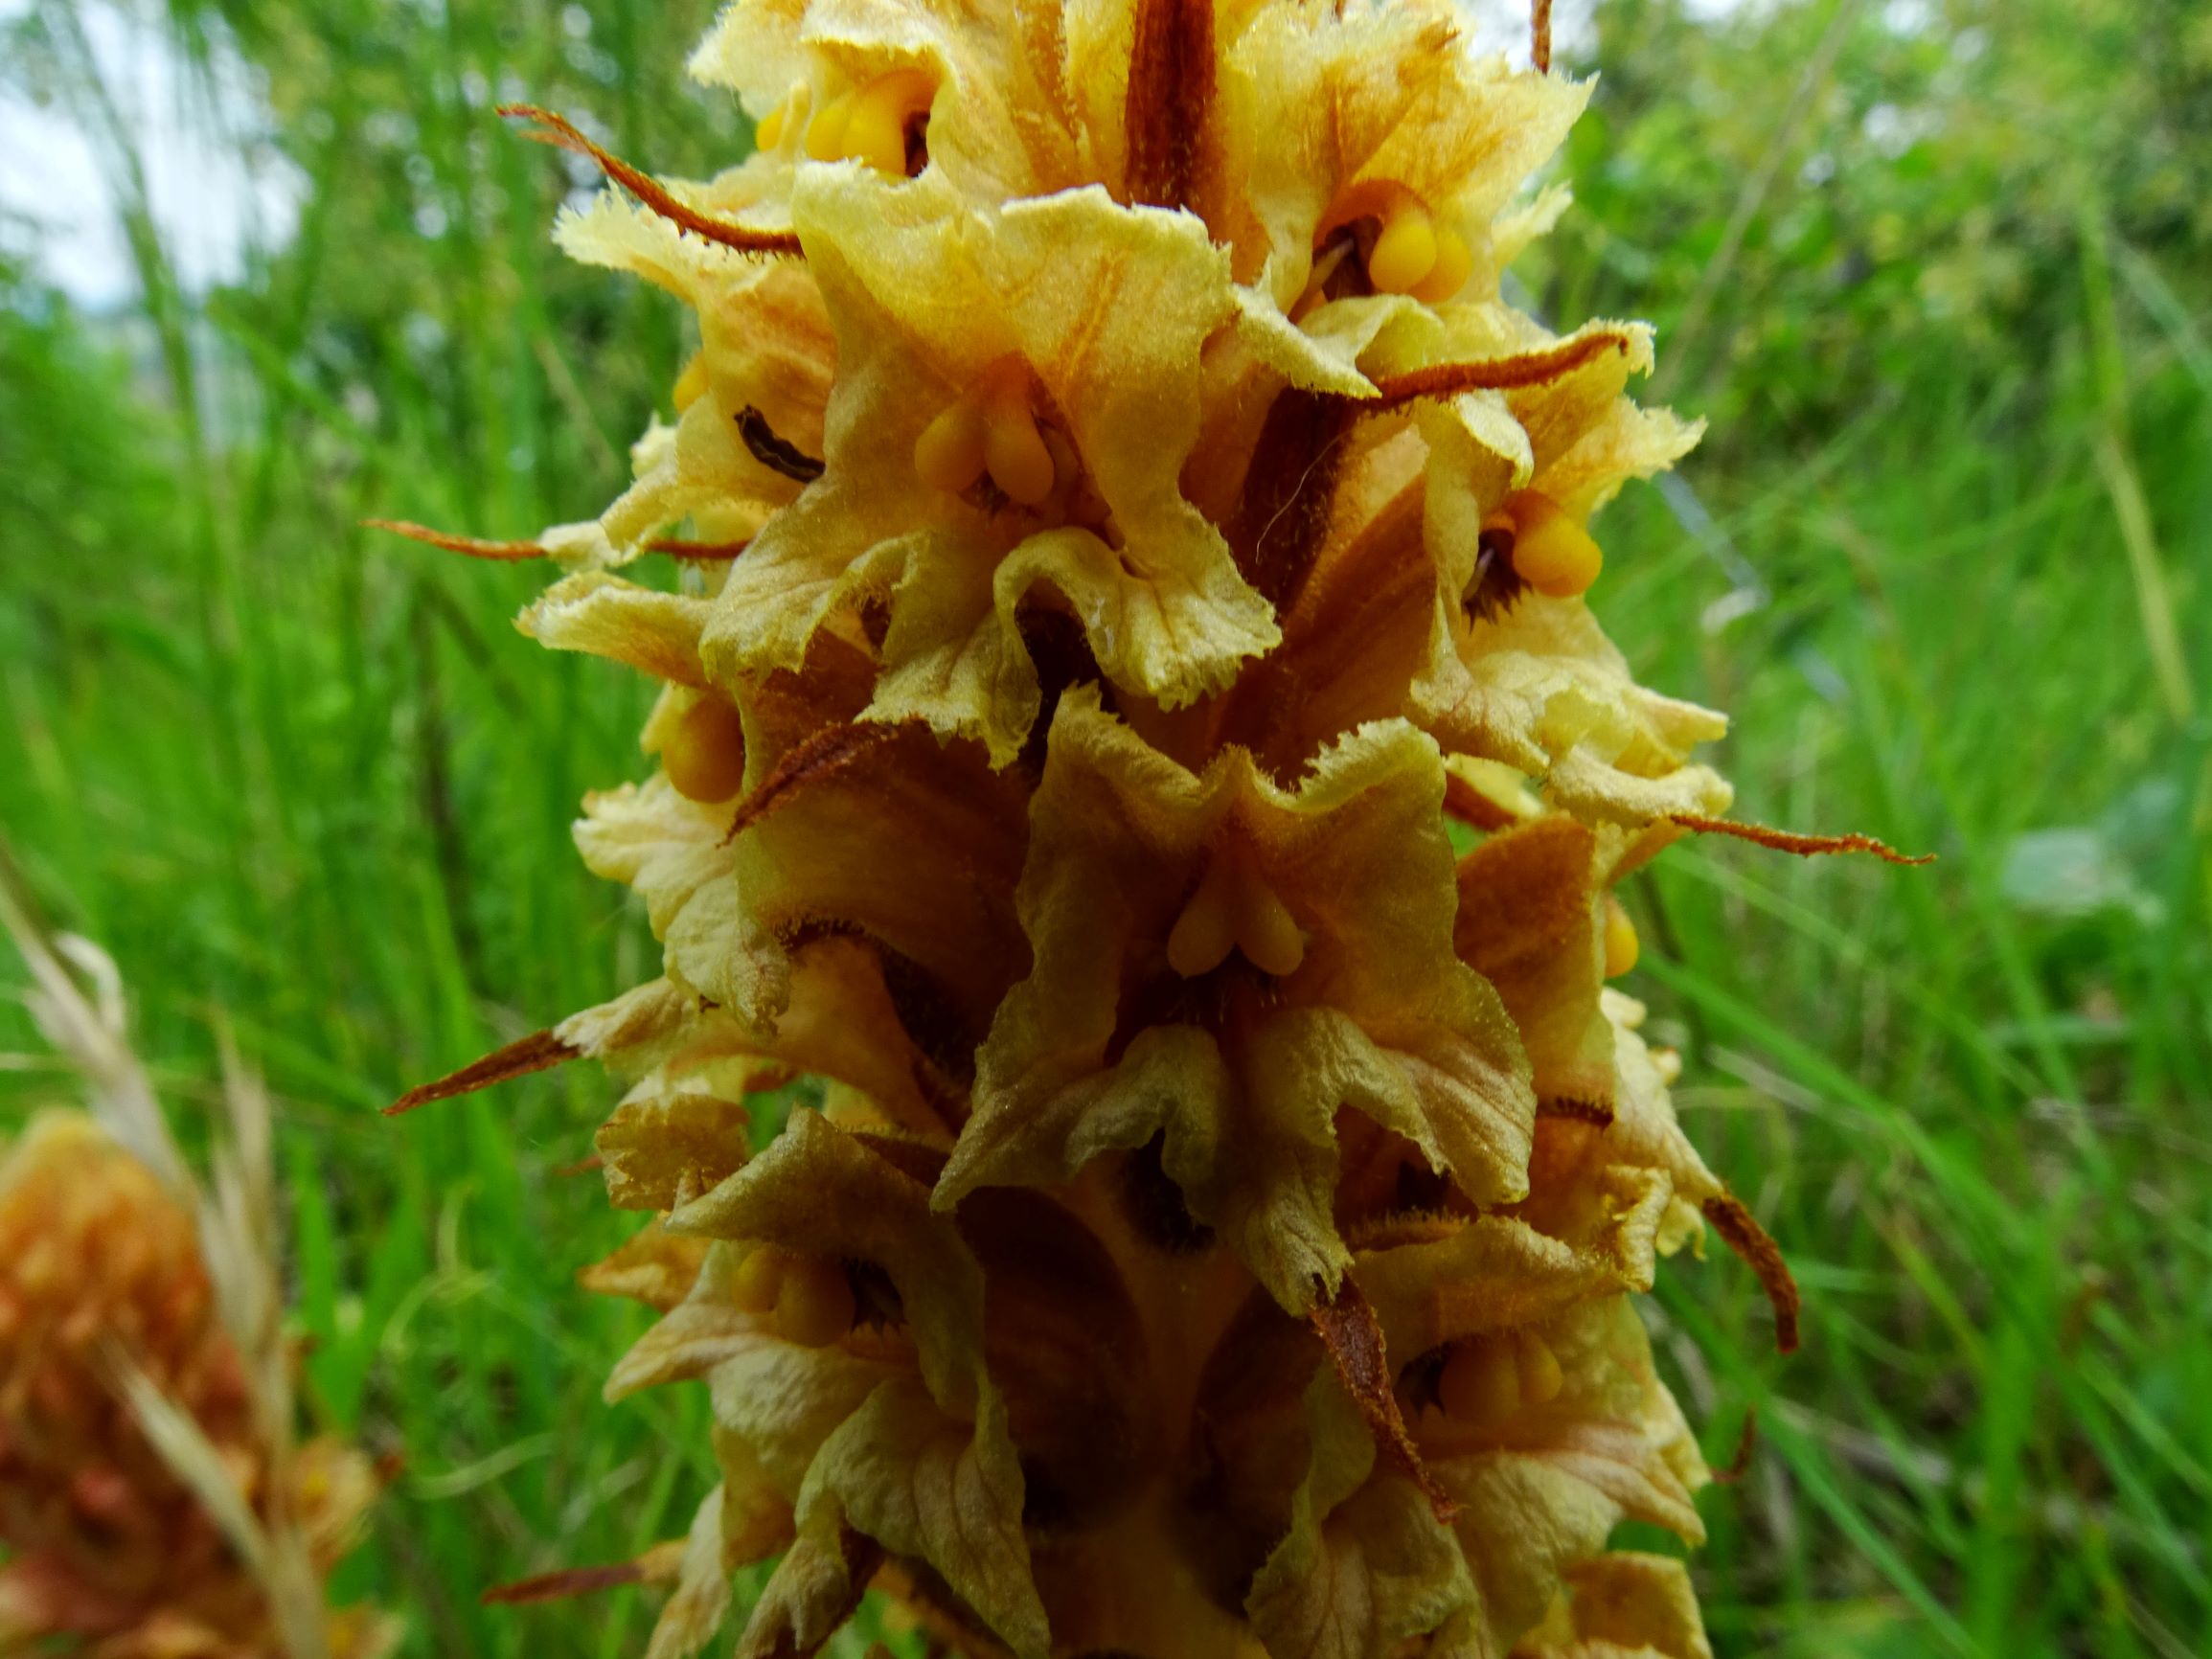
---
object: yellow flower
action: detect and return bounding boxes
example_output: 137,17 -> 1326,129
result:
945,689 -> 1533,1311
377,0 -> 1916,1652
701,172 -> 1280,764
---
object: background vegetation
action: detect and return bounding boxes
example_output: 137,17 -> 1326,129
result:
2,0 -> 2207,1653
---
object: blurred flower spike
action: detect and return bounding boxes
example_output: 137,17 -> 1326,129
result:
0,872 -> 395,1659
388,1 -> 1924,1653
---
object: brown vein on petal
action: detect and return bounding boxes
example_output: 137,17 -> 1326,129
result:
1124,0 -> 1215,212
367,518 -> 746,563
498,104 -> 804,258
1361,330 -> 1639,411
1702,1193 -> 1802,1355
1311,1277 -> 1457,1523
1670,813 -> 1935,866
722,720 -> 916,846
387,1029 -> 578,1115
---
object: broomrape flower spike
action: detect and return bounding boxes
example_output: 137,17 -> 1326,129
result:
390,1 -> 1927,1653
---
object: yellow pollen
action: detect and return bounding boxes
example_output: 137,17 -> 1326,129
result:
1603,897 -> 1639,978
1505,489 -> 1603,599
804,92 -> 854,162
1411,227 -> 1474,304
730,1244 -> 785,1314
1166,848 -> 1307,980
914,398 -> 991,494
662,693 -> 748,804
838,69 -> 935,175
1437,1336 -> 1520,1428
773,1254 -> 857,1347
672,352 -> 710,413
1515,1331 -> 1564,1406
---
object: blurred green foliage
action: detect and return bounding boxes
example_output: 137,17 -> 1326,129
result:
2,1 -> 2208,1656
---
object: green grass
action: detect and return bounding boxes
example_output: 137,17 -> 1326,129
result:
3,1 -> 2208,1655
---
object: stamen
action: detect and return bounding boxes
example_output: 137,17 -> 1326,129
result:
1603,896 -> 1639,978
498,105 -> 803,259
1501,489 -> 1602,599
773,1254 -> 857,1347
660,693 -> 748,804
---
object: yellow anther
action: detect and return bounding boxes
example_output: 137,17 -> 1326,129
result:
1167,849 -> 1307,980
1367,199 -> 1440,295
982,377 -> 1058,507
1603,896 -> 1639,978
661,693 -> 749,804
804,93 -> 854,162
1505,489 -> 1603,599
1437,1336 -> 1520,1429
839,69 -> 935,175
730,1244 -> 785,1314
754,100 -> 789,151
773,1254 -> 856,1348
1411,226 -> 1473,304
1515,1331 -> 1564,1406
914,398 -> 990,495
672,352 -> 710,413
